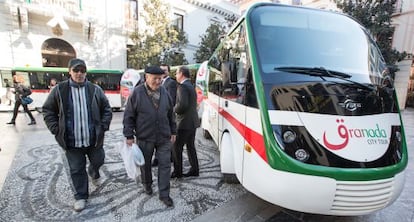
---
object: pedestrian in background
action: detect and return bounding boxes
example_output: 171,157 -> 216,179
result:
42,58 -> 113,212
6,76 -> 36,125
152,64 -> 177,167
123,65 -> 176,207
49,78 -> 58,89
161,64 -> 177,104
171,66 -> 200,178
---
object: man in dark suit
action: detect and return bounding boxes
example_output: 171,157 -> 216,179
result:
161,64 -> 177,105
171,66 -> 200,178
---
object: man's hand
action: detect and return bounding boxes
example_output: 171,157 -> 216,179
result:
170,135 -> 176,143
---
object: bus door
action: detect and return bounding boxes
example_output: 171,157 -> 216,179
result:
196,61 -> 219,145
218,23 -> 249,180
219,59 -> 247,180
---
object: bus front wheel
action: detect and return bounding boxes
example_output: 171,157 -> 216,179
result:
220,132 -> 239,184
203,129 -> 212,139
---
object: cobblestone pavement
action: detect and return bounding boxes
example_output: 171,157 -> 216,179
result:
0,109 -> 413,222
0,113 -> 246,221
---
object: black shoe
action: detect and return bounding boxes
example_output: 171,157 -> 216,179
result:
183,171 -> 199,177
144,184 -> 153,195
171,172 -> 183,178
6,121 -> 15,125
159,196 -> 173,207
151,159 -> 158,167
28,121 -> 36,125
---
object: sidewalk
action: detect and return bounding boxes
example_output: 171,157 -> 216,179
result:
0,103 -> 36,113
0,113 -> 248,221
0,103 -> 13,112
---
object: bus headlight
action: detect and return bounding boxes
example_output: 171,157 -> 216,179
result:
295,149 -> 310,162
283,130 -> 296,143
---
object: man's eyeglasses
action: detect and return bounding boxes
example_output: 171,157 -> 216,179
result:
72,68 -> 86,73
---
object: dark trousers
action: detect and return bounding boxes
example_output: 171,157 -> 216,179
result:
138,140 -> 171,198
65,146 -> 105,200
173,129 -> 199,175
11,100 -> 35,122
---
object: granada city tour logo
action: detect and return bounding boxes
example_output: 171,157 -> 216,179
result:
323,119 -> 388,150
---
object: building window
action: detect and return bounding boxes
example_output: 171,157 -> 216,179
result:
395,0 -> 403,13
172,13 -> 183,31
124,0 -> 138,31
127,44 -> 134,68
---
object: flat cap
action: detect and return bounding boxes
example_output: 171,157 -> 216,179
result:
68,58 -> 87,69
145,66 -> 164,75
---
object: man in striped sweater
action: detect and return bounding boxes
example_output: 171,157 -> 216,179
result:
42,58 -> 113,212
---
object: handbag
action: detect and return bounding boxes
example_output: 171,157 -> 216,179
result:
21,96 -> 33,105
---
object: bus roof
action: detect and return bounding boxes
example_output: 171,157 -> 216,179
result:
12,67 -> 123,74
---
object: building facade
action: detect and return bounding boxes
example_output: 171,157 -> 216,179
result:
392,0 -> 414,108
0,0 -> 239,70
169,0 -> 239,64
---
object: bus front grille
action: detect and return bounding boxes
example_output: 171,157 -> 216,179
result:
331,178 -> 394,215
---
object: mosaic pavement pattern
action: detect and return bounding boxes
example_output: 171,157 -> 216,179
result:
0,128 -> 246,221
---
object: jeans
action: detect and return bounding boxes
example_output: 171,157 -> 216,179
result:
65,146 -> 105,200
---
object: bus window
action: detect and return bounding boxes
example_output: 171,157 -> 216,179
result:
87,72 -> 121,91
0,69 -> 13,105
245,68 -> 257,108
221,24 -> 251,104
11,67 -> 123,110
13,71 -> 31,88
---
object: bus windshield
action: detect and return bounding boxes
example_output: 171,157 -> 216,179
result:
250,6 -> 386,77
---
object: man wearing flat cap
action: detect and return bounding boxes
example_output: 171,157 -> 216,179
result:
43,58 -> 113,212
123,65 -> 177,207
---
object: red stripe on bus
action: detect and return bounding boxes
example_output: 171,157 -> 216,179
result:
207,99 -> 267,162
104,91 -> 120,94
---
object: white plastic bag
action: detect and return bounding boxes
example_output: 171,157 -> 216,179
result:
118,141 -> 144,179
131,144 -> 145,166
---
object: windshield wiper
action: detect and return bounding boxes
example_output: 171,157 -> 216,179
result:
274,66 -> 374,91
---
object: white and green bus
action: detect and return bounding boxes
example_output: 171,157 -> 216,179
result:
2,67 -> 123,111
196,3 -> 407,216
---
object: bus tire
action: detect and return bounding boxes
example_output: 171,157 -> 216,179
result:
223,173 -> 240,184
203,129 -> 212,139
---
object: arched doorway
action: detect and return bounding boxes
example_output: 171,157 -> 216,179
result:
41,38 -> 76,67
